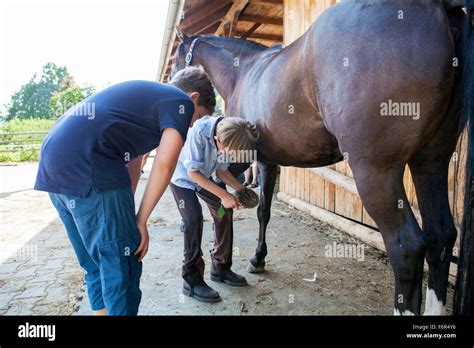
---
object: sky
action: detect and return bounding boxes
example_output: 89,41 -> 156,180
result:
0,0 -> 169,111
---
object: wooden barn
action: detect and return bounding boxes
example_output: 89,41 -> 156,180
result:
157,0 -> 470,284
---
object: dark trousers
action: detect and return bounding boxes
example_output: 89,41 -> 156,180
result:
170,183 -> 234,285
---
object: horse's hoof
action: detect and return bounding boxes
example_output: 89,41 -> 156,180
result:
247,260 -> 265,273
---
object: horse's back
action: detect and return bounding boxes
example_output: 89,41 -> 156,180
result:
309,0 -> 455,161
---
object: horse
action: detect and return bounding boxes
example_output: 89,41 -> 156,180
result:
170,0 -> 473,315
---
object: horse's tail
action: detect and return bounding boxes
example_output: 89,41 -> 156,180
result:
449,0 -> 474,316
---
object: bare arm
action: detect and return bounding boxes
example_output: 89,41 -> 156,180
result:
188,170 -> 240,209
216,169 -> 245,191
134,128 -> 183,261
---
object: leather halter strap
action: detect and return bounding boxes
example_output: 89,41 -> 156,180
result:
185,38 -> 200,67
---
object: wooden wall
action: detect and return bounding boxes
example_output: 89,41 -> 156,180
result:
279,0 -> 468,253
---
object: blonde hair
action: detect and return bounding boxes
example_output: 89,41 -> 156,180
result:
216,117 -> 259,152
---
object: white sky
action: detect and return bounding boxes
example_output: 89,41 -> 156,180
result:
0,0 -> 169,111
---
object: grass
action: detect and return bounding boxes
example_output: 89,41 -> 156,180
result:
0,118 -> 55,162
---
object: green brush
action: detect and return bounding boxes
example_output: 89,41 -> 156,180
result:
217,205 -> 226,217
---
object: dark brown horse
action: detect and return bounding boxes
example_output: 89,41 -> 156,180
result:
171,0 -> 473,315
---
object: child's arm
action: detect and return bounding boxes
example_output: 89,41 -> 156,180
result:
135,128 -> 184,261
188,170 -> 240,209
216,169 -> 246,191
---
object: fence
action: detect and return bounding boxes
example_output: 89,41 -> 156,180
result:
0,131 -> 47,161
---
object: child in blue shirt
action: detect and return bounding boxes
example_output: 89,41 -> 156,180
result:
35,68 -> 216,315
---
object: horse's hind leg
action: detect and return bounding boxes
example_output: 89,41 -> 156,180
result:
350,162 -> 426,315
407,112 -> 461,315
247,163 -> 278,273
408,157 -> 456,315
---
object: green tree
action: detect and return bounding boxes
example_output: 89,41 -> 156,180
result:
5,62 -> 74,121
49,85 -> 95,119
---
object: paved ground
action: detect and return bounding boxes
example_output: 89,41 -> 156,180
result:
0,163 -> 83,315
0,161 -> 453,315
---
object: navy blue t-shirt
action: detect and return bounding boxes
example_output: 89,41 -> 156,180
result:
35,80 -> 194,197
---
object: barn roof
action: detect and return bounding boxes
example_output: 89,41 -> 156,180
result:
157,0 -> 284,82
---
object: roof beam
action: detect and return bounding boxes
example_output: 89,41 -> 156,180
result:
239,14 -> 283,26
182,3 -> 233,35
240,23 -> 262,39
180,1 -> 231,30
198,21 -> 222,35
235,31 -> 281,41
215,0 -> 249,36
248,0 -> 283,4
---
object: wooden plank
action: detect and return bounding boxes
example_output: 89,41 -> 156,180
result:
288,167 -> 296,197
334,160 -> 363,221
284,0 -> 305,44
362,207 -> 378,228
286,167 -> 293,197
183,4 -> 233,35
304,169 -> 311,202
198,21 -> 222,35
345,160 -> 354,178
341,191 -> 362,220
334,161 -> 345,174
324,179 -> 336,212
240,23 -> 262,39
295,168 -> 303,199
284,167 -> 291,196
304,0 -> 312,29
309,169 -> 317,206
239,14 -> 283,25
181,1 -> 231,32
279,166 -> 286,193
215,0 -> 249,36
310,167 -> 358,195
335,185 -> 362,221
234,31 -> 281,41
293,167 -> 298,199
452,128 -> 468,228
249,0 -> 283,4
403,166 -> 418,209
308,168 -> 325,207
314,173 -> 326,208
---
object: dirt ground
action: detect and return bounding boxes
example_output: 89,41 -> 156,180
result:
0,161 -> 454,315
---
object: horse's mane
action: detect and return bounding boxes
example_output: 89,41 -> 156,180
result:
201,35 -> 269,53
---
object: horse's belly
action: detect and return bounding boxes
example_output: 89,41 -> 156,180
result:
256,120 -> 343,167
228,90 -> 342,167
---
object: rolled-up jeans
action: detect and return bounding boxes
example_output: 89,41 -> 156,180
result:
49,186 -> 142,315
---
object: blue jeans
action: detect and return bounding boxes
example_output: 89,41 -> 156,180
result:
49,186 -> 142,315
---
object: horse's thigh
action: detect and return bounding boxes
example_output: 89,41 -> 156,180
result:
349,161 -> 425,314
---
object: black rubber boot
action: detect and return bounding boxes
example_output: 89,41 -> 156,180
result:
182,279 -> 221,303
210,264 -> 248,287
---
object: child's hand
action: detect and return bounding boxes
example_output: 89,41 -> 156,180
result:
135,221 -> 150,262
220,191 -> 240,209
